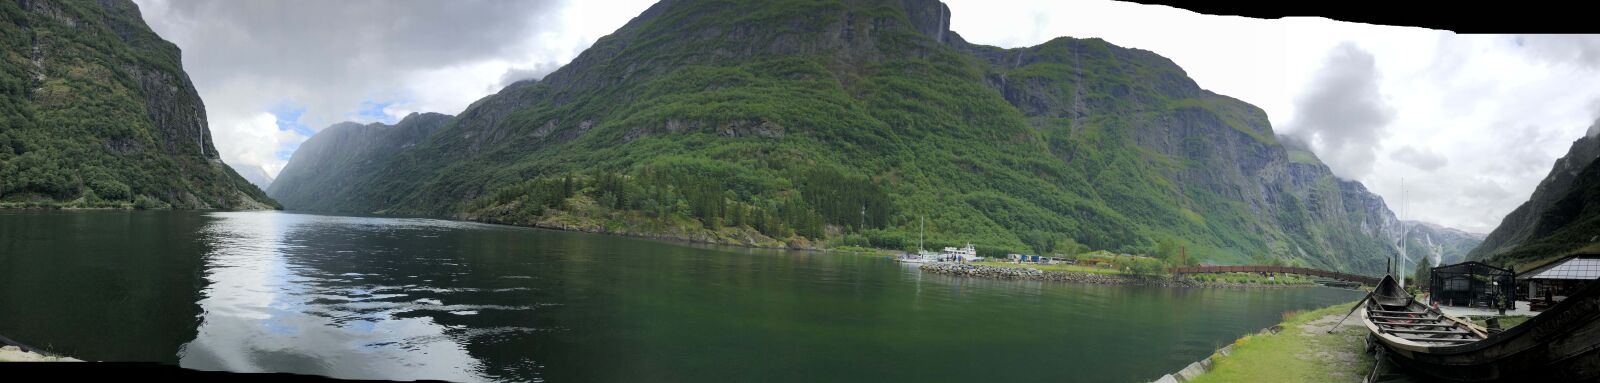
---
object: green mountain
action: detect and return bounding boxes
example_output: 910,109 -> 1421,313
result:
272,0 -> 1425,274
267,113 -> 452,210
1468,126 -> 1600,269
0,0 -> 275,209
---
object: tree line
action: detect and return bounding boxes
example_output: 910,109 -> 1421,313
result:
465,163 -> 895,241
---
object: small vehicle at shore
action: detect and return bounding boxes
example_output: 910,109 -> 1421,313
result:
1358,273 -> 1600,381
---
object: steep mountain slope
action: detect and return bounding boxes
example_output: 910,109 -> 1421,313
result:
1402,220 -> 1484,266
232,164 -> 273,191
1469,125 -> 1600,267
267,112 -> 451,210
0,0 -> 275,209
274,0 -> 1420,273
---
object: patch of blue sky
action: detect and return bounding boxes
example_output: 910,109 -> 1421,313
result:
270,102 -> 314,160
270,103 -> 316,137
356,99 -> 402,124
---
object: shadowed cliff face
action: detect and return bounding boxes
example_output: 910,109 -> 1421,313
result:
271,0 -> 1442,273
268,112 -> 452,211
0,0 -> 275,209
1470,132 -> 1600,266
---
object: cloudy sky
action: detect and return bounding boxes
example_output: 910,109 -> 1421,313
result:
132,0 -> 1600,233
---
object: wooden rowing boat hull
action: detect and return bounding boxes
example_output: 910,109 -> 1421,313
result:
1362,275 -> 1600,382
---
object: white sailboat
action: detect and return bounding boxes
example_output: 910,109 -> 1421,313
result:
897,216 -> 941,263
894,216 -> 981,263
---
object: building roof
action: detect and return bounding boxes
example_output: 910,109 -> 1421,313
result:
1518,254 -> 1600,281
1432,261 -> 1514,276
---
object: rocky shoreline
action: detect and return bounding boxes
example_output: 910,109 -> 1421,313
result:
918,263 -> 1315,289
0,346 -> 79,362
463,210 -> 821,251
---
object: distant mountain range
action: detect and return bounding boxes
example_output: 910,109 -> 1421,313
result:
268,0 -> 1462,274
267,113 -> 452,210
0,0 -> 275,209
1402,220 -> 1484,267
232,164 -> 274,191
1468,122 -> 1600,269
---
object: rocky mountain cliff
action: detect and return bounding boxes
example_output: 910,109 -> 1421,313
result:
267,112 -> 451,210
0,0 -> 275,209
1403,220 -> 1485,266
272,0 -> 1453,274
1468,123 -> 1600,267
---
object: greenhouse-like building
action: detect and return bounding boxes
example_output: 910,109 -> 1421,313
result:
1517,253 -> 1600,311
1429,261 -> 1516,310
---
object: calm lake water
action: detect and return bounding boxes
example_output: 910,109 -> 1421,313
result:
0,210 -> 1362,382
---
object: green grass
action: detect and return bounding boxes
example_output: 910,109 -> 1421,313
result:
1188,301 -> 1371,383
971,260 -> 1129,275
1465,315 -> 1532,330
826,245 -> 897,256
1287,149 -> 1320,164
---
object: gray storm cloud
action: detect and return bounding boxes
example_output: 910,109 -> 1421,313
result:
1390,145 -> 1448,171
1287,42 -> 1395,180
1517,35 -> 1600,71
136,0 -> 566,125
1588,101 -> 1600,138
132,0 -> 575,179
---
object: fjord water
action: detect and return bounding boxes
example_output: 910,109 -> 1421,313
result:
0,211 -> 1361,382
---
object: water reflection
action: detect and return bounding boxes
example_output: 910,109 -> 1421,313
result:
0,210 -> 215,362
179,212 -> 526,382
1,211 -> 1363,382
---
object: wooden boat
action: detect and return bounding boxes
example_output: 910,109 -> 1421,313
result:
1358,274 -> 1600,381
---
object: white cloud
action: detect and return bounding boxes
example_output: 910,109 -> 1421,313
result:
945,0 -> 1600,233
131,0 -> 655,178
133,0 -> 1600,234
210,112 -> 305,179
1390,145 -> 1448,172
1284,42 -> 1394,179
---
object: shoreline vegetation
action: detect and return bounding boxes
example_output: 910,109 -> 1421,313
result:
0,196 -> 278,211
453,176 -> 1346,288
919,263 -> 1319,288
1164,301 -> 1371,382
463,212 -> 1327,290
454,171 -> 1268,268
15,207 -> 1331,291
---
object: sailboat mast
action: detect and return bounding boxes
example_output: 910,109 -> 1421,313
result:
1399,177 -> 1407,289
919,216 -> 925,252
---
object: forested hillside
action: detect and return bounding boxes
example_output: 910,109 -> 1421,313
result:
268,113 -> 451,210
0,0 -> 275,209
272,0 -> 1426,274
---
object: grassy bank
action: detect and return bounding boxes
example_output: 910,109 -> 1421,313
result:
970,260 -> 1130,275
1185,272 -> 1314,286
1464,315 -> 1532,329
1186,301 -> 1371,382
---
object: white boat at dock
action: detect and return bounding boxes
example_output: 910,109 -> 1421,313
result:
893,217 -> 982,264
895,243 -> 980,264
